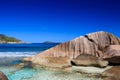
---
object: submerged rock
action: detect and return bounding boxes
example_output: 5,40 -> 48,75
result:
23,31 -> 120,68
71,54 -> 108,67
0,71 -> 8,80
13,63 -> 25,69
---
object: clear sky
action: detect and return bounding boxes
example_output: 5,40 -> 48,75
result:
0,0 -> 120,43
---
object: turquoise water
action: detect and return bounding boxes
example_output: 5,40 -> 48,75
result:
0,66 -> 101,80
0,43 -> 101,80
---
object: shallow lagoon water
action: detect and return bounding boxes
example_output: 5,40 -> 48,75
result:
0,43 -> 102,80
0,65 -> 102,80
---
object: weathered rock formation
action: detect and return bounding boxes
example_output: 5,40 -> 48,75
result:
102,66 -> 120,79
0,71 -> 8,80
33,31 -> 120,58
24,57 -> 71,68
103,45 -> 120,64
23,31 -> 120,68
71,54 -> 108,67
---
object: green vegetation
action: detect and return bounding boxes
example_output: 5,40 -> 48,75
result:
0,34 -> 21,43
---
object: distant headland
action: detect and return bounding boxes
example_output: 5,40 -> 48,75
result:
0,34 -> 61,44
0,34 -> 23,44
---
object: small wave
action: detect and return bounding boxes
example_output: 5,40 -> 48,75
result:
0,52 -> 39,57
0,53 -> 31,63
0,52 -> 39,65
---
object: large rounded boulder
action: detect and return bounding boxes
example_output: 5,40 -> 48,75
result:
23,31 -> 120,68
103,45 -> 120,64
71,54 -> 108,67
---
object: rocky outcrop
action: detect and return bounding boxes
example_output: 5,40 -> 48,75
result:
103,45 -> 120,64
36,36 -> 100,58
71,54 -> 108,67
85,32 -> 120,51
33,31 -> 120,58
0,71 -> 8,80
23,31 -> 120,68
102,66 -> 120,79
23,56 -> 71,68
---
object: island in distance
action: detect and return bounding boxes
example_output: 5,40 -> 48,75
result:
0,34 -> 60,44
42,41 -> 61,44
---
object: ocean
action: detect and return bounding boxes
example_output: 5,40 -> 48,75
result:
0,43 -> 58,54
0,43 -> 100,80
0,43 -> 58,65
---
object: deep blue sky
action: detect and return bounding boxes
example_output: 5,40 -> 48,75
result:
0,0 -> 120,42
